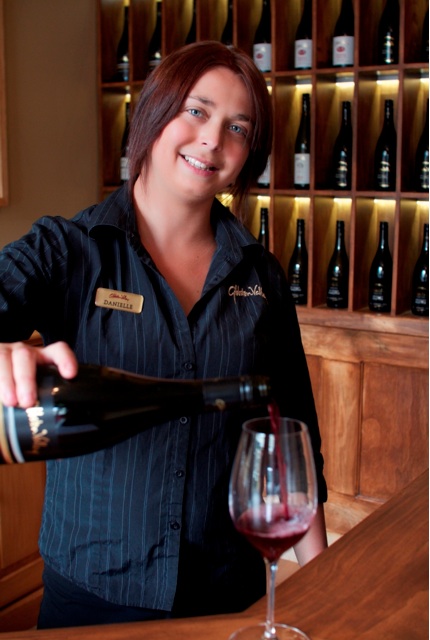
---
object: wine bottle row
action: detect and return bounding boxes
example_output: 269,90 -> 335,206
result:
99,0 -> 428,86
256,208 -> 429,316
287,94 -> 429,193
97,0 -> 428,326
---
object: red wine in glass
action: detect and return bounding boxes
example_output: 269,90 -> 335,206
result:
235,503 -> 310,563
228,416 -> 317,640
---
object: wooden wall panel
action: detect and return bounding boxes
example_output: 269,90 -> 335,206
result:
361,363 -> 429,501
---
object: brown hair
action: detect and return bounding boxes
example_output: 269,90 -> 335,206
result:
127,41 -> 273,216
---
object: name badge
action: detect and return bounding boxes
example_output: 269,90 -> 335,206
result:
95,288 -> 144,314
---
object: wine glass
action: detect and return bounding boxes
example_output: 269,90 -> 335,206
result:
228,416 -> 318,640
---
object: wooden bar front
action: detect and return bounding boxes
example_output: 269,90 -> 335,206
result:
1,470 -> 427,640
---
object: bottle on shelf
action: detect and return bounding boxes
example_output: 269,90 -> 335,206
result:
287,218 -> 308,305
332,0 -> 354,67
113,0 -> 129,82
377,0 -> 399,65
220,1 -> 234,47
326,220 -> 349,309
294,93 -> 311,189
294,0 -> 312,70
415,99 -> 429,192
411,223 -> 429,317
332,100 -> 353,190
120,94 -> 131,183
253,0 -> 272,72
257,156 -> 271,188
368,221 -> 393,313
185,0 -> 197,45
374,99 -> 397,191
421,8 -> 429,62
257,207 -> 269,250
148,0 -> 162,73
0,365 -> 271,465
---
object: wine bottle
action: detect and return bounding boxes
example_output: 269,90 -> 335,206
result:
377,0 -> 399,65
294,0 -> 312,70
294,93 -> 311,189
415,99 -> 429,192
185,0 -> 197,45
120,95 -> 131,183
411,223 -> 429,317
287,218 -> 308,305
332,0 -> 354,67
421,8 -> 429,62
257,156 -> 271,187
221,1 -> 234,47
148,0 -> 162,73
0,365 -> 271,465
257,207 -> 269,250
114,0 -> 129,82
374,99 -> 397,191
253,0 -> 272,72
326,220 -> 349,309
368,221 -> 393,313
332,101 -> 352,190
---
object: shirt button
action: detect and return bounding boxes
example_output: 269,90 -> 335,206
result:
183,361 -> 194,371
175,469 -> 185,478
179,416 -> 188,425
170,520 -> 181,531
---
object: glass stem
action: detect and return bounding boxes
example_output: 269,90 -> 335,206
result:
264,559 -> 279,639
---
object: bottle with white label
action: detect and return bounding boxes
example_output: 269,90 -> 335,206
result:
253,0 -> 272,72
332,0 -> 354,67
120,95 -> 131,183
294,0 -> 312,70
294,93 -> 311,189
257,156 -> 271,188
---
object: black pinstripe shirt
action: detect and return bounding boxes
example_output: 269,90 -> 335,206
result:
0,186 -> 326,615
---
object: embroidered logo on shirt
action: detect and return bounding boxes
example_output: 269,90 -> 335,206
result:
228,284 -> 267,304
95,288 -> 144,314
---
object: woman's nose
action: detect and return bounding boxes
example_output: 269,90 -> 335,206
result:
200,122 -> 223,150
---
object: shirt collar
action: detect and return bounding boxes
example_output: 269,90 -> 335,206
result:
87,185 -> 263,259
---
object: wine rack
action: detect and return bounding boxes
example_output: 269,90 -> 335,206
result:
97,0 -> 429,529
97,0 -> 429,324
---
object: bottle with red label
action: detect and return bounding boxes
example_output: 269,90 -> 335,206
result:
294,0 -> 312,70
332,0 -> 354,67
253,0 -> 272,72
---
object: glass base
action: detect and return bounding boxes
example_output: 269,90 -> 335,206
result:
228,622 -> 311,640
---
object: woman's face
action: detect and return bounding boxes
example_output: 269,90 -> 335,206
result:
146,66 -> 253,206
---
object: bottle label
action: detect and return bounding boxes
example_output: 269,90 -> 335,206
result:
120,156 -> 129,182
294,153 -> 310,186
381,34 -> 396,64
377,151 -> 392,189
253,43 -> 272,72
412,287 -> 429,315
294,39 -> 313,69
257,157 -> 271,186
420,159 -> 429,190
335,156 -> 348,188
333,35 -> 354,66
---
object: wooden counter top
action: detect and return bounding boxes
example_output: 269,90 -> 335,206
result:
1,471 -> 427,640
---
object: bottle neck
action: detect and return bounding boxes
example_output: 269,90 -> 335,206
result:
335,222 -> 345,250
296,219 -> 305,247
422,225 -> 429,254
378,222 -> 389,250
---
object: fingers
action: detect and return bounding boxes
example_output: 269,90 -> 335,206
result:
0,341 -> 78,408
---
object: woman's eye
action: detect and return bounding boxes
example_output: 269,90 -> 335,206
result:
229,124 -> 247,137
187,107 -> 203,117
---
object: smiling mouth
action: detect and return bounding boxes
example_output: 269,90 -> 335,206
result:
183,155 -> 217,172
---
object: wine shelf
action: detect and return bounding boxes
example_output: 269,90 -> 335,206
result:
96,0 -> 428,329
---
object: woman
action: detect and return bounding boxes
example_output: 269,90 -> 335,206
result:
0,41 -> 327,628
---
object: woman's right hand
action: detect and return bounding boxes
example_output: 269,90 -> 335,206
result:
0,341 -> 78,408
